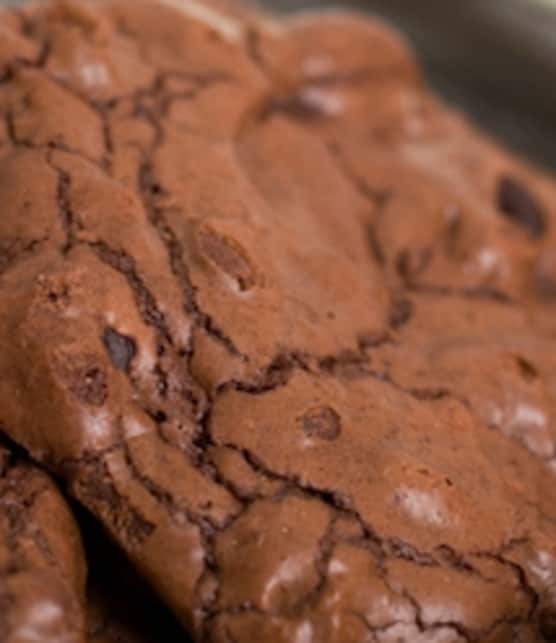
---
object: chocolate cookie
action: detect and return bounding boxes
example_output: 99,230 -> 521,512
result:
0,441 -> 86,643
1,1 -> 556,642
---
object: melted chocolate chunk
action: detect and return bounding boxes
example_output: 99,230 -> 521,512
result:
497,175 -> 547,238
301,406 -> 342,440
198,227 -> 256,291
102,327 -> 137,372
515,355 -> 538,382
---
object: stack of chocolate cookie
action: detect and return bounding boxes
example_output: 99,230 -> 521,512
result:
1,1 -> 556,642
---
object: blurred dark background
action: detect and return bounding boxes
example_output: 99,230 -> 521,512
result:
260,0 -> 556,171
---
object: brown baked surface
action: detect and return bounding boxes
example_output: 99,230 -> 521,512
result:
0,441 -> 86,643
1,1 -> 556,641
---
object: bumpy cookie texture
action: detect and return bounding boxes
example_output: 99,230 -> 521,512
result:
1,1 -> 556,642
0,442 -> 86,643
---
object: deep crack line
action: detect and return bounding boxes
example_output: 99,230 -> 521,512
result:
4,105 -> 110,171
47,156 -> 82,255
216,442 -> 439,569
0,235 -> 50,279
473,551 -> 540,620
132,79 -> 246,361
68,451 -> 156,550
89,240 -> 174,345
327,141 -> 392,209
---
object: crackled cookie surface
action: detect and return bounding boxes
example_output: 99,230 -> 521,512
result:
1,1 -> 556,642
0,442 -> 86,643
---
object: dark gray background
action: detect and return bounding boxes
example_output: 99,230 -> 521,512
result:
3,0 -> 556,168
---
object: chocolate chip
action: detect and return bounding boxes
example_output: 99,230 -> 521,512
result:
515,356 -> 538,382
301,406 -> 342,441
497,176 -> 546,238
198,227 -> 256,291
102,327 -> 137,372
